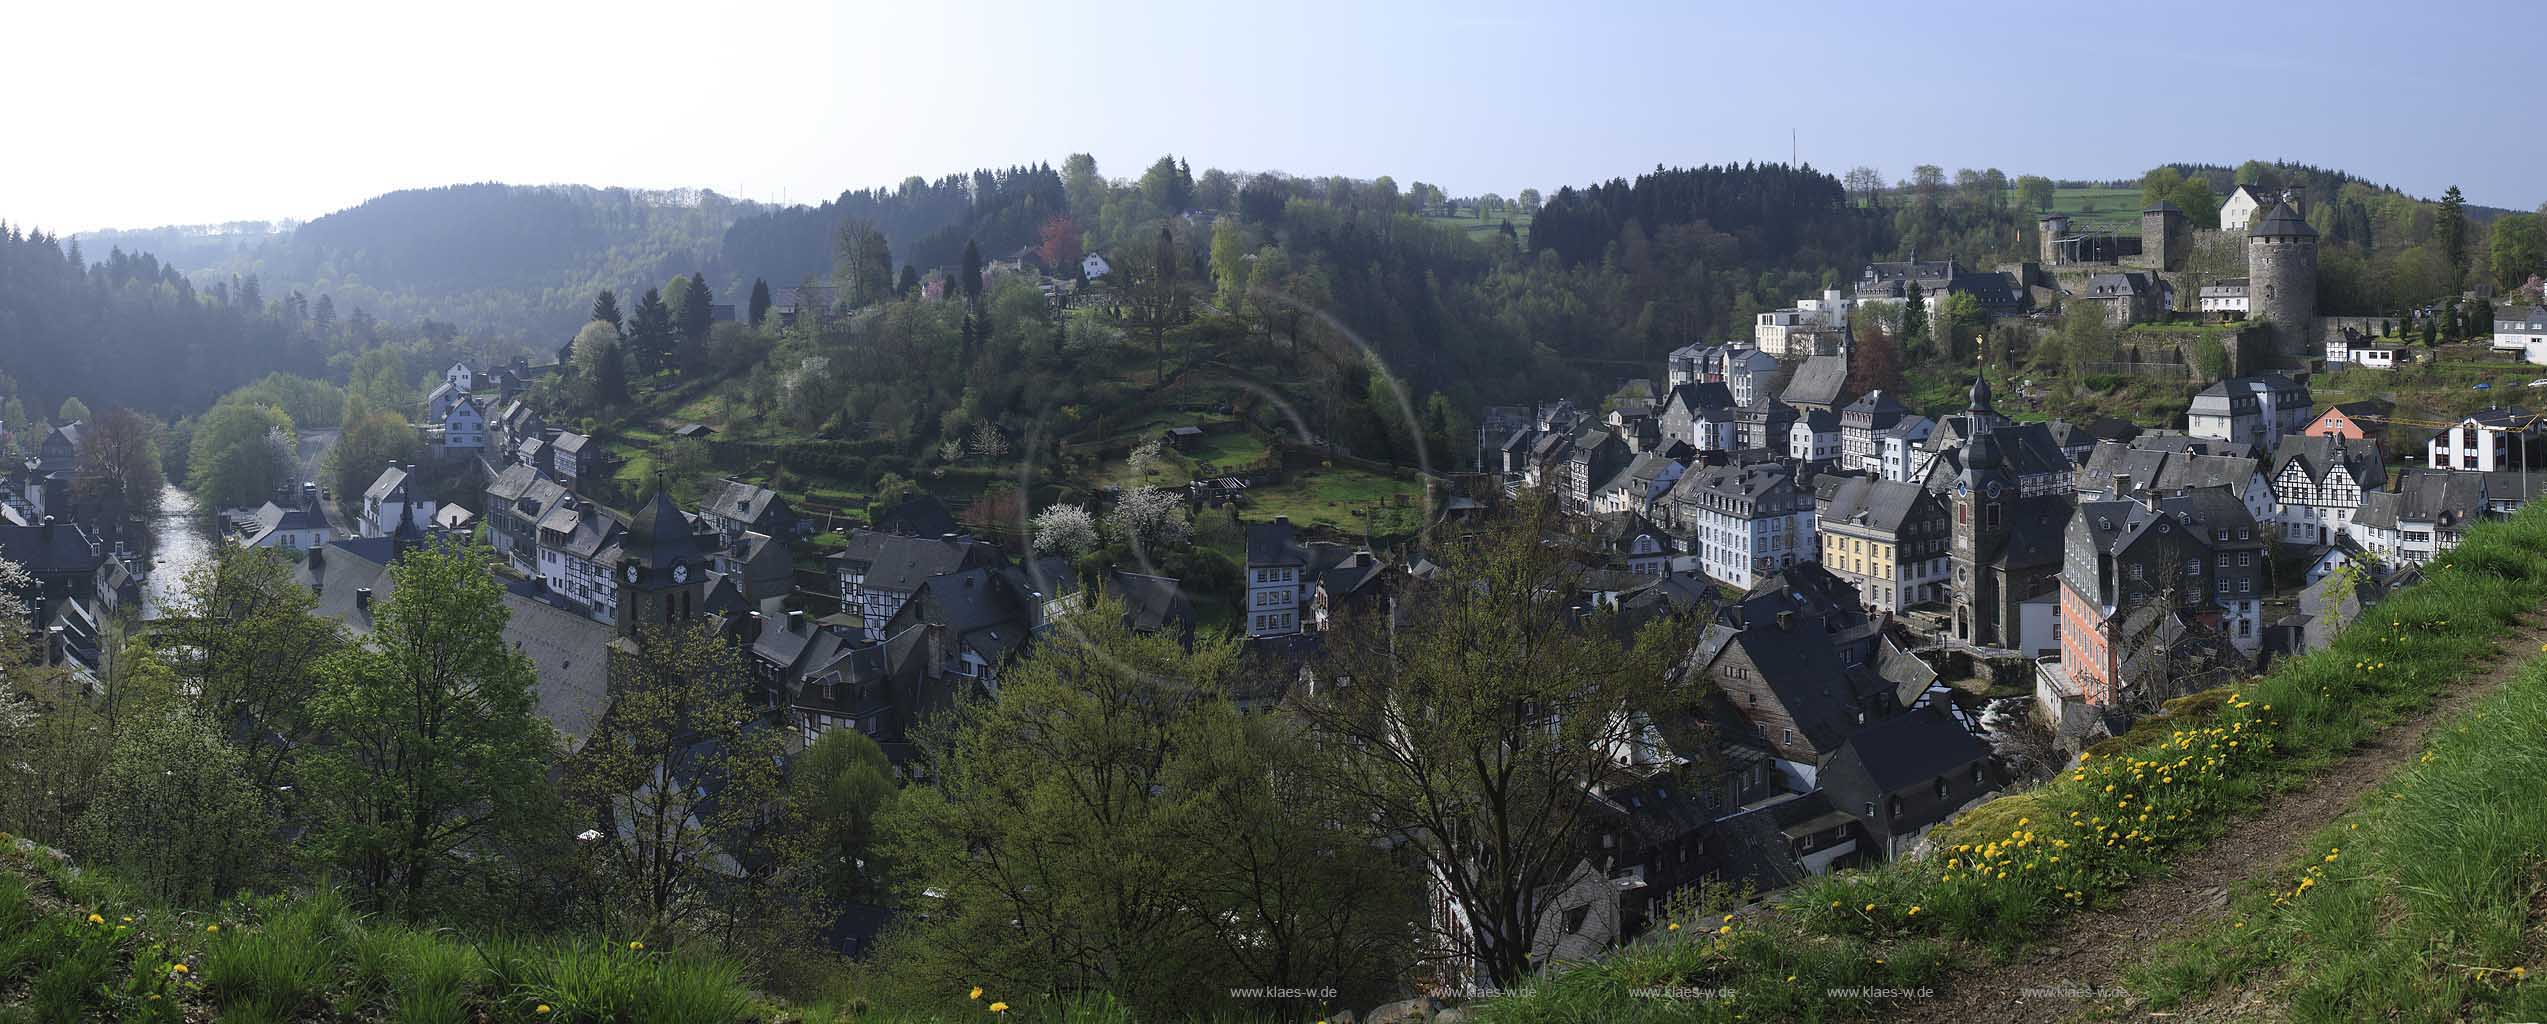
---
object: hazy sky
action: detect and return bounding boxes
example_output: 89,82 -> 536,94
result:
8,0 -> 2537,235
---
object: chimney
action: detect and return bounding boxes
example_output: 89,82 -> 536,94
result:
1274,515 -> 1291,528
355,587 -> 373,611
2112,473 -> 2133,499
1776,610 -> 1795,631
788,609 -> 807,633
746,610 -> 765,643
940,532 -> 958,542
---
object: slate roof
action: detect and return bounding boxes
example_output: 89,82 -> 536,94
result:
363,465 -> 411,504
2358,470 -> 2488,530
830,531 -> 1006,594
1781,354 -> 1851,410
2270,435 -> 2386,490
500,591 -> 617,750
2076,441 -> 2263,500
905,568 -> 1035,667
240,501 -> 329,547
702,478 -> 783,528
0,521 -> 103,574
1108,570 -> 1195,633
1818,476 -> 1936,535
2251,202 -> 2317,239
1832,704 -> 1989,793
1246,518 -> 1308,567
870,495 -> 961,538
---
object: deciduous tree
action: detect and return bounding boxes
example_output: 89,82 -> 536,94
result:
304,542 -> 556,918
1293,499 -> 1692,988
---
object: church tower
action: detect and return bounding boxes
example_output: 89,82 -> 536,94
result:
615,483 -> 707,638
1949,375 -> 2011,645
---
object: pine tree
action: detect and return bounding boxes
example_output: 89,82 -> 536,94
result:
747,278 -> 771,328
1901,280 -> 1929,347
677,272 -> 713,346
627,288 -> 675,376
2437,185 -> 2470,282
961,239 -> 984,304
591,289 -> 624,333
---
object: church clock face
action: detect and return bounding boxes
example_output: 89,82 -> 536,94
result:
1985,480 -> 2005,499
624,563 -> 640,584
672,561 -> 689,584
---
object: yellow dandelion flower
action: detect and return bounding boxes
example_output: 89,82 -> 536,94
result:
1668,922 -> 1680,932
2515,966 -> 2529,980
628,941 -> 645,951
1864,903 -> 1875,912
206,924 -> 219,934
537,1007 -> 552,1017
172,964 -> 188,975
1786,975 -> 1797,983
1907,905 -> 1922,916
1718,925 -> 1732,935
990,1001 -> 1011,1013
971,986 -> 984,1000
85,913 -> 102,925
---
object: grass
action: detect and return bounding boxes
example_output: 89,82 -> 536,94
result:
1482,501 -> 2547,1022
2123,653 -> 2547,1019
1240,462 -> 1428,542
0,835 -> 781,1023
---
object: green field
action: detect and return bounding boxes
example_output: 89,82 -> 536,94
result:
2002,186 -> 2147,234
1422,209 -> 1531,244
1239,463 -> 1428,541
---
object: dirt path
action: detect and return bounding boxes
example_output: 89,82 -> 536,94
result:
1894,615 -> 2547,1024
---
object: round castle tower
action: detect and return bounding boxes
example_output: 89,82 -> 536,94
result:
2247,200 -> 2318,358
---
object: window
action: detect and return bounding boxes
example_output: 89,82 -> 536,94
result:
1563,906 -> 1590,935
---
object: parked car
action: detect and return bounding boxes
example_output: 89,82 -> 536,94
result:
2525,379 -> 2547,388
2474,382 -> 2493,390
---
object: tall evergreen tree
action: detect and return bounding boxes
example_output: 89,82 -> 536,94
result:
677,272 -> 714,346
627,288 -> 676,376
591,289 -> 624,334
961,239 -> 984,305
747,278 -> 772,328
1901,279 -> 1930,347
2437,185 -> 2471,282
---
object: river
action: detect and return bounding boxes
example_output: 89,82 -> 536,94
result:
140,483 -> 215,620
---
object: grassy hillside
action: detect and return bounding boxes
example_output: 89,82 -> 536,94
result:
1483,502 -> 2547,1022
0,837 -> 782,1023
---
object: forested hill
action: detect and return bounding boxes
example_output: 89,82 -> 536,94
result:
110,172 -> 1070,343
0,225 -> 336,417
177,183 -> 760,341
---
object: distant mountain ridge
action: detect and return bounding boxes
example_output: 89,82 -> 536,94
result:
86,170 -> 1065,342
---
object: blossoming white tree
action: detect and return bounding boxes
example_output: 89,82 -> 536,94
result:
1031,504 -> 1100,556
1108,486 -> 1190,550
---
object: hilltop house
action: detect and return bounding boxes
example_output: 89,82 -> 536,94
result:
2219,183 -> 2277,231
2490,305 -> 2547,364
